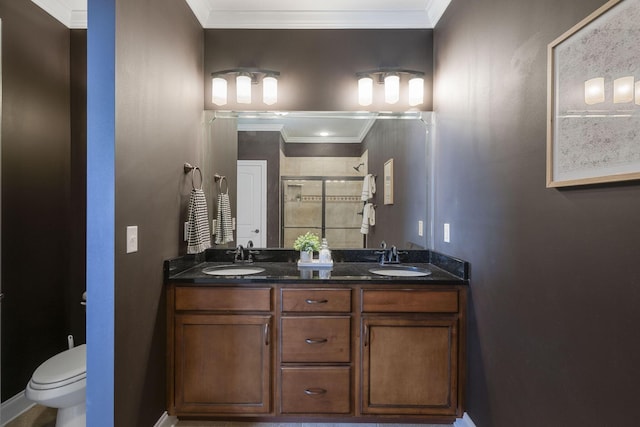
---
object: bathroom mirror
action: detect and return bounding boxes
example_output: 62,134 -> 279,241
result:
203,111 -> 433,250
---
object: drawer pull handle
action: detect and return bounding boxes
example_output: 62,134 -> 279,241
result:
304,388 -> 327,395
305,338 -> 328,344
305,298 -> 328,304
264,323 -> 270,346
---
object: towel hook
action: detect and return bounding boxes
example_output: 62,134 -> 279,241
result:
184,162 -> 203,190
214,173 -> 228,194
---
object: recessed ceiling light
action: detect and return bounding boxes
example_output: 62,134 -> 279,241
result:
319,131 -> 330,137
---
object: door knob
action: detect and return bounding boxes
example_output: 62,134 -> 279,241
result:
253,229 -> 259,233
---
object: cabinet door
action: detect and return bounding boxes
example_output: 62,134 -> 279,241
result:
361,317 -> 458,416
174,314 -> 272,414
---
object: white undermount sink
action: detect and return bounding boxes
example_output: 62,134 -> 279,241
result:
368,266 -> 432,277
202,265 -> 266,276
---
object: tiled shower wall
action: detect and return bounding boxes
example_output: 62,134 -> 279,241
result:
281,151 -> 369,248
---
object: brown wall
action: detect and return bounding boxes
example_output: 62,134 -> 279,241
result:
434,0 -> 640,425
362,119 -> 429,249
114,0 -> 203,425
0,0 -> 82,401
204,29 -> 433,112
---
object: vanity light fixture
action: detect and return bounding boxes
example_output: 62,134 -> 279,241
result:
356,68 -> 425,107
211,68 -> 280,106
635,81 -> 640,106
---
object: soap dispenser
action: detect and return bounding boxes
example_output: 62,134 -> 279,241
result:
319,238 -> 332,263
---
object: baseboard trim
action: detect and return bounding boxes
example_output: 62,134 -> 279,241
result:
154,411 -> 178,427
454,412 -> 477,427
1,391 -> 36,426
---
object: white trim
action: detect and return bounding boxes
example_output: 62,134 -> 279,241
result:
454,412 -> 478,427
153,411 -> 178,427
29,0 -> 87,29
426,0 -> 452,26
1,391 -> 36,426
237,123 -> 284,133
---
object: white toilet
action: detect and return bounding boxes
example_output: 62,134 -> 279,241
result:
26,292 -> 87,426
25,343 -> 86,427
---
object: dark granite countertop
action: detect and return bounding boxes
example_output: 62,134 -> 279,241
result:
165,249 -> 469,285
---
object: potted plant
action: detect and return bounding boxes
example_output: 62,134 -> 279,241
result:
293,232 -> 320,262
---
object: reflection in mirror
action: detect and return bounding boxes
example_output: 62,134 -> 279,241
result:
205,111 -> 432,250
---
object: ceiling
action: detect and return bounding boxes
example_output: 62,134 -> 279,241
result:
31,1 -> 445,142
31,0 -> 451,30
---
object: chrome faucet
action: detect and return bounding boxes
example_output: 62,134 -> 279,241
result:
226,245 -> 245,262
246,240 -> 259,263
375,242 -> 406,264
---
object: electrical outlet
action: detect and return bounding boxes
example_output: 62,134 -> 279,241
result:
126,226 -> 138,253
418,220 -> 424,237
444,223 -> 450,243
184,222 -> 188,241
232,217 -> 236,230
212,219 -> 217,235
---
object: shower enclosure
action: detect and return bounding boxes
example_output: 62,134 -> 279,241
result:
282,177 -> 365,248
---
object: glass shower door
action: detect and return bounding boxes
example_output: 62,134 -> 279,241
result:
282,177 -> 364,248
325,179 -> 364,248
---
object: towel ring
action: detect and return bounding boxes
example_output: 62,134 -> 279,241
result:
214,174 -> 228,194
191,167 -> 203,190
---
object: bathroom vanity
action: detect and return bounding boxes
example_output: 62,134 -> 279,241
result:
165,249 -> 468,424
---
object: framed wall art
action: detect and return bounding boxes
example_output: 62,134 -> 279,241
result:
547,0 -> 640,187
383,158 -> 394,205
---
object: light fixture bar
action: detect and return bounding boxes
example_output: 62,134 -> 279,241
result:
210,68 -> 280,106
355,68 -> 425,107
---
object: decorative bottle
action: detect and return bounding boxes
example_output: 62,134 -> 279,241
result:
319,238 -> 332,263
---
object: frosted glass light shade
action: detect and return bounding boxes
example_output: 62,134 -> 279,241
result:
358,77 -> 373,106
613,76 -> 634,104
236,74 -> 252,104
408,76 -> 424,106
212,77 -> 227,106
636,81 -> 640,106
263,76 -> 278,105
384,74 -> 400,104
584,77 -> 604,105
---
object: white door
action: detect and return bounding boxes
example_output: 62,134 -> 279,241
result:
237,160 -> 267,247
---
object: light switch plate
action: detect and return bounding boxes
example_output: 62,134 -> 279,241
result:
418,220 -> 424,237
126,226 -> 138,253
184,222 -> 188,241
444,223 -> 450,243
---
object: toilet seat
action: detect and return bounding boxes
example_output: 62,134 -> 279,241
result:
29,344 -> 86,390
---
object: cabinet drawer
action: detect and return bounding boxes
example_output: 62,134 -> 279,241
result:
175,287 -> 271,311
361,289 -> 458,313
281,367 -> 351,414
281,317 -> 350,362
281,288 -> 351,312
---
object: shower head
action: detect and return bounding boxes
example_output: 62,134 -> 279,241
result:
353,162 -> 365,172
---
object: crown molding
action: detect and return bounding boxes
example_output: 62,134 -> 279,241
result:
31,0 -> 449,30
30,0 -> 87,29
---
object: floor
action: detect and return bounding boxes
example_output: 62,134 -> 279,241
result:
176,423 -> 453,427
6,406 -> 453,427
5,405 -> 56,427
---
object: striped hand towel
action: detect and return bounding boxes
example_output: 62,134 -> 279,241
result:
186,188 -> 211,254
214,193 -> 234,244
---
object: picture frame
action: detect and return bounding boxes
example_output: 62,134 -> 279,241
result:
547,0 -> 640,188
383,159 -> 394,205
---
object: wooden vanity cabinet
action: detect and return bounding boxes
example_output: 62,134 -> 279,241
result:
167,283 -> 466,421
169,287 -> 273,415
279,288 -> 353,415
360,289 -> 464,417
